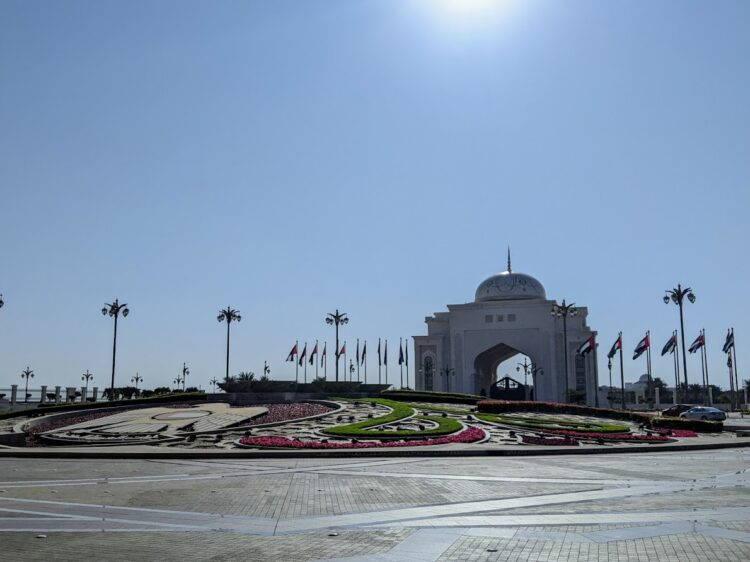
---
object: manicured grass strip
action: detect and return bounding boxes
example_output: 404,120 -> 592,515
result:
321,399 -> 415,436
323,414 -> 463,438
409,403 -> 473,415
475,413 -> 630,433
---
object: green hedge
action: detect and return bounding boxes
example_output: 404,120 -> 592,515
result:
323,414 -> 463,439
381,390 -> 481,405
651,416 -> 723,432
476,400 -> 723,433
0,392 -> 208,421
475,413 -> 630,433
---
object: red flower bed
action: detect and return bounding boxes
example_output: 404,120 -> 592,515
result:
521,434 -> 579,446
247,403 -> 335,425
238,426 -> 485,449
544,429 -> 672,442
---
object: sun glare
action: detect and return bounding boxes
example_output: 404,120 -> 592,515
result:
432,0 -> 517,25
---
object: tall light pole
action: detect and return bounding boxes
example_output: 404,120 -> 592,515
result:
664,285 -> 695,401
21,367 -> 33,403
102,299 -> 129,402
131,372 -> 143,391
81,370 -> 94,401
209,377 -> 219,393
325,309 -> 348,382
441,366 -> 455,392
551,299 -> 577,401
181,362 -> 189,391
217,307 -> 241,381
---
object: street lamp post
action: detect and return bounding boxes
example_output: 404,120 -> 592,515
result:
551,299 -> 577,401
349,359 -> 355,380
440,367 -> 455,392
131,373 -> 143,393
81,370 -> 94,401
173,375 -> 183,390
102,299 -> 129,402
263,361 -> 271,377
181,363 -> 189,391
21,367 -> 33,403
664,285 -> 695,402
209,377 -> 219,393
217,307 -> 241,381
325,309 -> 348,382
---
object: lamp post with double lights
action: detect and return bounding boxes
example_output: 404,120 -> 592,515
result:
664,285 -> 695,401
181,363 -> 189,391
102,299 -> 129,402
81,370 -> 94,401
131,373 -> 143,393
517,359 -> 543,401
440,366 -> 455,392
325,309 -> 348,382
551,299 -> 577,400
21,367 -> 33,403
217,307 -> 241,381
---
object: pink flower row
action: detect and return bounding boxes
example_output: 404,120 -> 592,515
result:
238,426 -> 485,449
520,434 -> 579,446
544,429 -> 672,442
248,403 -> 335,426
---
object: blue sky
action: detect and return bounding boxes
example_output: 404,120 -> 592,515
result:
1,0 -> 748,392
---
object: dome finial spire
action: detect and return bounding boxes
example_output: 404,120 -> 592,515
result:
507,246 -> 512,273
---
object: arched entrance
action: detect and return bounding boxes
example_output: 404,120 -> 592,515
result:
474,342 -> 535,400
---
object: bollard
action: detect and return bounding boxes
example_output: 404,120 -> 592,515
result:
55,386 -> 61,404
654,387 -> 660,409
40,385 -> 47,404
92,387 -> 99,402
80,386 -> 87,403
10,384 -> 18,405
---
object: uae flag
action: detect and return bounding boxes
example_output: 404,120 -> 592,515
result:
320,343 -> 326,367
309,342 -> 318,365
378,340 -> 382,366
688,334 -> 705,354
298,343 -> 307,366
632,333 -> 649,360
723,329 -> 735,353
576,335 -> 595,356
361,341 -> 367,365
337,343 -> 346,358
384,340 -> 388,365
405,340 -> 408,366
286,343 -> 298,362
607,335 -> 622,359
661,334 -> 677,356
356,340 -> 360,366
398,341 -> 404,365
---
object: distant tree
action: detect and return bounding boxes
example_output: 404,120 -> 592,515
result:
237,372 -> 255,382
153,386 -> 171,395
185,386 -> 199,393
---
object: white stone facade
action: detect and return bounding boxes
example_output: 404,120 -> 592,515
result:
413,264 -> 599,406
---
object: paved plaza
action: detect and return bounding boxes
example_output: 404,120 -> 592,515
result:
0,448 -> 749,561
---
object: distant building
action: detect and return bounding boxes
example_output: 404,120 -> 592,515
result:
413,256 -> 599,406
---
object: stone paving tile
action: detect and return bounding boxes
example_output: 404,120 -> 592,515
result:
436,534 -> 750,562
0,529 -> 412,561
492,486 -> 750,515
0,472 -> 599,519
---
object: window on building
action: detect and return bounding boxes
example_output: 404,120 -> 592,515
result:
496,315 -> 504,321
424,356 -> 434,391
508,314 -> 517,322
485,315 -> 493,323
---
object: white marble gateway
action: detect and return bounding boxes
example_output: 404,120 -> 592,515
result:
414,254 -> 599,405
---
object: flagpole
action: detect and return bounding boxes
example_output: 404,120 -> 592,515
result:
324,342 -> 327,380
385,339 -> 388,386
378,338 -> 381,385
357,339 -> 360,382
732,328 -> 740,409
619,332 -> 625,410
295,340 -> 299,383
728,351 -> 736,410
702,330 -> 711,405
315,339 -> 319,380
406,336 -> 410,390
399,338 -> 403,389
343,341 -> 347,382
646,330 -> 653,409
304,342 -> 307,384
592,340 -> 599,408
607,357 -> 613,408
364,340 -> 367,384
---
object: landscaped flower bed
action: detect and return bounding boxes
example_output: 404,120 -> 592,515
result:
237,425 -> 485,449
543,429 -> 673,442
321,399 -> 416,436
323,414 -> 463,439
247,402 -> 336,426
520,434 -> 579,446
475,413 -> 630,433
25,410 -> 119,446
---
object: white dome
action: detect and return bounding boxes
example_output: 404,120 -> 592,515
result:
475,270 -> 546,302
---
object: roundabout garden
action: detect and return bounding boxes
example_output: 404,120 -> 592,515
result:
0,390 -> 733,454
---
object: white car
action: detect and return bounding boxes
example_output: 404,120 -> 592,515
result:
679,406 -> 726,421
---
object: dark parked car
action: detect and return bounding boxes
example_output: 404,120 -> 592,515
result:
662,404 -> 695,417
680,407 -> 726,421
